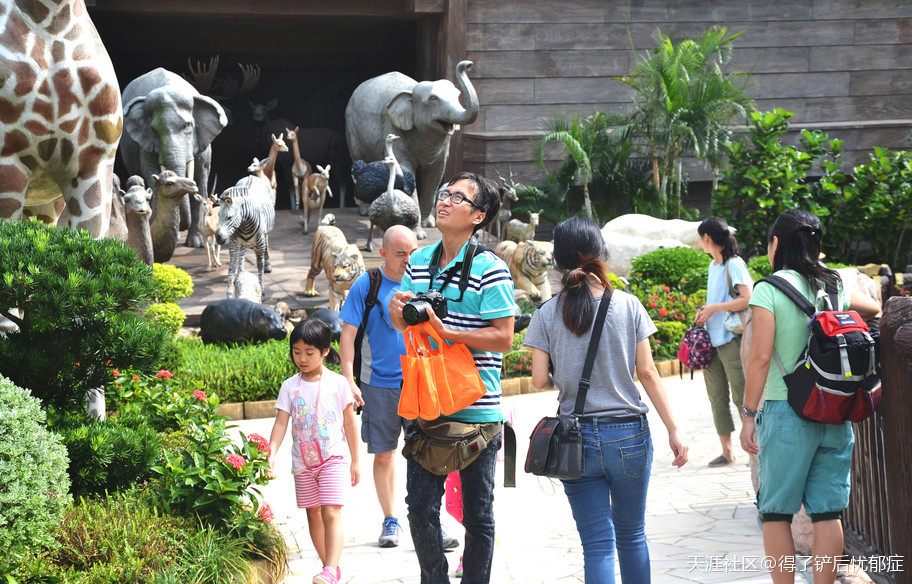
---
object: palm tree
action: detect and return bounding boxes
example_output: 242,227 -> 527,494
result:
536,113 -> 595,219
616,26 -> 753,217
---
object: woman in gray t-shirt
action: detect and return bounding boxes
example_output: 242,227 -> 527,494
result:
525,216 -> 688,584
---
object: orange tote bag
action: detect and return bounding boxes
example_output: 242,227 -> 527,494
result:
398,325 -> 440,419
418,323 -> 487,416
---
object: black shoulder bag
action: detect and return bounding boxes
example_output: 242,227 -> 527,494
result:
524,290 -> 611,480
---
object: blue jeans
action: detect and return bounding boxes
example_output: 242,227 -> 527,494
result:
406,432 -> 502,584
562,417 -> 654,584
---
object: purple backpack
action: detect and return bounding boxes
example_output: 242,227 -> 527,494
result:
677,326 -> 716,375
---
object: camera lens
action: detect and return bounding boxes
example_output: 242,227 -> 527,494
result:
402,300 -> 429,326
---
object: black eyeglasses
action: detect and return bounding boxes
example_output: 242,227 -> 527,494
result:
437,190 -> 483,212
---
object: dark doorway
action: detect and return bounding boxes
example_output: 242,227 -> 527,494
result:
89,9 -> 418,209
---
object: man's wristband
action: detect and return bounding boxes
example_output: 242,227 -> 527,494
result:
741,405 -> 758,418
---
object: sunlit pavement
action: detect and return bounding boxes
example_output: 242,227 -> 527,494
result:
232,370 -> 782,583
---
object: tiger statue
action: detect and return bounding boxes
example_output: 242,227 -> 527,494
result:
494,240 -> 554,302
303,222 -> 365,311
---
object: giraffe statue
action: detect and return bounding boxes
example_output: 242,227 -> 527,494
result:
0,0 -> 123,237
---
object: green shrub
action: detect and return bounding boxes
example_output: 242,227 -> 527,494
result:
109,369 -> 210,434
146,302 -> 187,336
13,487 -> 283,583
607,272 -> 627,290
629,283 -> 703,325
0,375 -> 72,570
152,263 -> 194,303
41,489 -> 184,582
152,392 -> 272,536
747,255 -> 772,282
57,415 -> 161,498
629,247 -> 712,295
0,218 -> 170,409
651,321 -> 689,361
161,337 -> 296,403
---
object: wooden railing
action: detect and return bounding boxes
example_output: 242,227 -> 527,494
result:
845,295 -> 912,584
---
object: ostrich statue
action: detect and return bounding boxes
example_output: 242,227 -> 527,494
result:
364,134 -> 419,252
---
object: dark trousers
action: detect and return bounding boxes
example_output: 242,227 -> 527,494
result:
406,432 -> 502,584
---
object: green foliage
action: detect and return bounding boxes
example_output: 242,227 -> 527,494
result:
13,488 -> 277,584
532,111 -> 657,224
630,283 -> 703,324
56,415 -> 161,498
146,302 -> 187,336
616,26 -> 753,217
109,369 -> 211,434
833,147 -> 912,268
651,321 -> 689,361
0,219 -> 171,409
503,330 -> 532,379
713,108 -> 912,269
628,247 -> 712,295
747,255 -> 772,282
161,337 -> 295,403
711,108 -> 840,257
37,489 -> 184,582
0,376 -> 72,571
151,263 -> 194,303
150,383 -> 273,537
607,272 -> 627,290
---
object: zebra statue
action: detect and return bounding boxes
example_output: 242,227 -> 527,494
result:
215,180 -> 275,300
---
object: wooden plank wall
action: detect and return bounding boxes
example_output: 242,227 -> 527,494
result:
461,0 -> 912,196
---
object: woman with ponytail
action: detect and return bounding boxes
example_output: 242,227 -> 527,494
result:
524,217 -> 688,584
739,210 -> 880,584
694,217 -> 753,467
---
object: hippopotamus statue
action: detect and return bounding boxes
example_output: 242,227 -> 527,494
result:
200,298 -> 287,344
306,308 -> 343,342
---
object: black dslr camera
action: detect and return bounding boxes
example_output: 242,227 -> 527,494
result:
402,290 -> 449,326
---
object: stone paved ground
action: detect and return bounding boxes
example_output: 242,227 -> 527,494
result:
233,372 -> 781,584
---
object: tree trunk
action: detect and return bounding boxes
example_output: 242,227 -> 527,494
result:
582,182 -> 593,220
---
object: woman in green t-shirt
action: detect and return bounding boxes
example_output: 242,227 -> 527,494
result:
739,210 -> 880,584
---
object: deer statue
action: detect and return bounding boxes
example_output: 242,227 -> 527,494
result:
243,133 -> 287,203
495,168 -> 520,241
300,165 -> 333,234
285,127 -> 312,211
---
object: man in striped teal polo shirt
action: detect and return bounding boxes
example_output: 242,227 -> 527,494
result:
390,171 -> 516,584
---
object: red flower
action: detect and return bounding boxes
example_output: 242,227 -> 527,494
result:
658,308 -> 669,318
111,368 -> 120,377
258,503 -> 274,524
226,454 -> 246,470
515,365 -> 522,371
525,365 -> 532,372
662,285 -> 671,292
193,389 -> 207,402
156,369 -> 174,379
682,296 -> 688,302
74,362 -> 80,367
249,433 -> 271,455
649,302 -> 658,308
132,375 -> 141,383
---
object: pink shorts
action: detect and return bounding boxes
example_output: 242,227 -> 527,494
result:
293,456 -> 348,509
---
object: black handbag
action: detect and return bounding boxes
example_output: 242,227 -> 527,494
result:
524,290 -> 611,480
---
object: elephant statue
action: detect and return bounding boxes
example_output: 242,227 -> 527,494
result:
120,68 -> 227,248
345,60 -> 479,236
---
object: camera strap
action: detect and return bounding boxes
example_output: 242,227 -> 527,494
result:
428,238 -> 491,303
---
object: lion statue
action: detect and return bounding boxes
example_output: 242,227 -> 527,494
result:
494,240 -> 554,302
303,221 -> 365,311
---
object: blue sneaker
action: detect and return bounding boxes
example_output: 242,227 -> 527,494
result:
379,516 -> 401,548
441,525 -> 459,550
